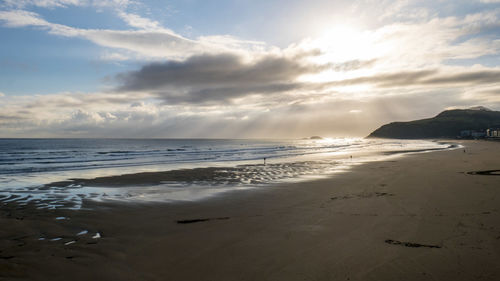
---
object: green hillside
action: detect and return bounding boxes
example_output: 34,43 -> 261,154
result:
368,108 -> 500,139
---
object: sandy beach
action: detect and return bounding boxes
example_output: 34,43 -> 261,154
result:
1,140 -> 500,281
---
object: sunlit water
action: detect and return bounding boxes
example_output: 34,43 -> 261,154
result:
0,138 -> 456,209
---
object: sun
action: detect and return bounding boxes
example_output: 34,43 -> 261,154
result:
318,26 -> 366,60
298,24 -> 389,83
312,24 -> 385,63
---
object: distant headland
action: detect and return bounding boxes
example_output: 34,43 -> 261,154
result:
368,106 -> 500,139
301,136 -> 324,140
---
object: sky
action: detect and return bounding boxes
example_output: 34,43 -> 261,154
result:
0,0 -> 500,138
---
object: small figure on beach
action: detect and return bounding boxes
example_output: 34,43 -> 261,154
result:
350,155 -> 352,160
264,157 -> 266,165
463,149 -> 466,153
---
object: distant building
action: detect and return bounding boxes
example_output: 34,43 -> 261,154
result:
472,131 -> 486,138
487,128 -> 500,138
459,130 -> 486,139
460,130 -> 472,137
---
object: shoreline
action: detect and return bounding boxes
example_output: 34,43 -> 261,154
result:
1,140 -> 500,280
47,143 -> 457,188
0,139 -> 456,209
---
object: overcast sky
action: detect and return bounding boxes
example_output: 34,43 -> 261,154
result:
1,0 -> 500,138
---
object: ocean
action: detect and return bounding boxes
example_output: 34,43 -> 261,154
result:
0,138 -> 454,209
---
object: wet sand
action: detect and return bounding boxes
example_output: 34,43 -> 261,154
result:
48,166 -> 243,187
1,140 -> 500,281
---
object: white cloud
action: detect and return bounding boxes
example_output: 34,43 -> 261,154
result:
1,0 -> 82,8
297,9 -> 500,86
91,0 -> 132,9
117,11 -> 161,30
0,9 -> 268,60
1,86 -> 497,138
0,10 -> 49,27
3,6 -> 498,65
1,0 -> 131,9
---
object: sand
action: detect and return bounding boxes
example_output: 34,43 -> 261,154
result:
1,140 -> 500,281
48,166 -> 243,187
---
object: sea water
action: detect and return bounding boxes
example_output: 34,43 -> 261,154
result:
0,138 -> 455,209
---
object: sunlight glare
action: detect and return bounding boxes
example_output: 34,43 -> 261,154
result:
299,25 -> 392,83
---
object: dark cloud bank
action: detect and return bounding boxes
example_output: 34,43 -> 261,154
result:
115,52 -> 500,107
116,53 -> 329,104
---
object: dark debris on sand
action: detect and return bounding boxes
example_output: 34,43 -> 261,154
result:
176,217 -> 230,224
466,170 -> 500,176
331,192 -> 394,201
385,239 -> 441,248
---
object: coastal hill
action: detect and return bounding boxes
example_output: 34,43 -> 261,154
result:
368,107 -> 500,139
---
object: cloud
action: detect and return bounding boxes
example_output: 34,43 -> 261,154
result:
117,11 -> 161,30
421,69 -> 500,85
117,53 -> 318,90
1,83 -> 499,138
1,0 -> 82,8
0,0 -> 131,9
2,2 -> 499,63
332,59 -> 377,72
0,10 -> 49,27
330,68 -> 500,88
115,52 -> 328,104
462,85 -> 500,103
82,29 -> 206,59
0,9 -> 268,60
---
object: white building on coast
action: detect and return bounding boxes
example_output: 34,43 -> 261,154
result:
486,128 -> 500,138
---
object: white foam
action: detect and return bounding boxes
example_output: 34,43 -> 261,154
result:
92,232 -> 101,239
64,241 -> 76,245
76,230 -> 88,236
